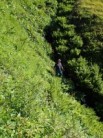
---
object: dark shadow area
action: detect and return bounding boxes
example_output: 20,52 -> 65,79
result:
79,86 -> 103,121
44,25 -> 60,61
44,21 -> 103,122
67,70 -> 103,121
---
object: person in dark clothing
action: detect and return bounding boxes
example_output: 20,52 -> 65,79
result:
55,59 -> 64,77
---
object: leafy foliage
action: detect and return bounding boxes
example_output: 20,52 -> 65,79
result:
0,0 -> 103,137
48,0 -> 103,120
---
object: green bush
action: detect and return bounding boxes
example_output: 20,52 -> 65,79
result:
68,57 -> 103,94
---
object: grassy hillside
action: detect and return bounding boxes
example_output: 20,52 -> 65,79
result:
78,0 -> 103,18
74,0 -> 103,64
0,0 -> 103,137
71,0 -> 103,118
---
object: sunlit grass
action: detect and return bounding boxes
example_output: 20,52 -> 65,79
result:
78,0 -> 103,18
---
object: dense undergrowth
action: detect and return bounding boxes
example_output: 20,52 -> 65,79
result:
0,0 -> 103,137
47,0 -> 103,120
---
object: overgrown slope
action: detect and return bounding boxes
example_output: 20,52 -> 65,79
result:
48,0 -> 103,120
0,0 -> 103,137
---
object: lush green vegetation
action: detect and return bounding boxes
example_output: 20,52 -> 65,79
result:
0,0 -> 103,137
48,0 -> 103,120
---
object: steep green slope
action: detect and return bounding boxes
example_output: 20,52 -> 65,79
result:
70,0 -> 103,118
48,0 -> 103,119
0,0 -> 103,137
72,0 -> 103,64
